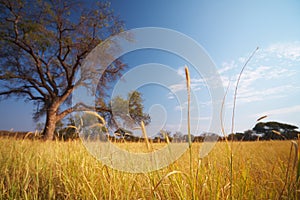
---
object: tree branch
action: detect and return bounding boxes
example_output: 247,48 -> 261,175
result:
5,37 -> 55,97
0,74 -> 47,98
0,88 -> 44,101
57,102 -> 112,121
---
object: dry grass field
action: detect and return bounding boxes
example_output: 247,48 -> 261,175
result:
0,138 -> 299,199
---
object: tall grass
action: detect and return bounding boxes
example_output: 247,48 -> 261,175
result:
0,138 -> 298,199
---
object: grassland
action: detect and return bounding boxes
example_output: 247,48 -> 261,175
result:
0,138 -> 299,199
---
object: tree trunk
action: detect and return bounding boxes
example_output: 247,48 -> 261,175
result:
43,108 -> 58,140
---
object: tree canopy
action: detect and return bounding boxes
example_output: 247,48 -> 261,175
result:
230,121 -> 299,141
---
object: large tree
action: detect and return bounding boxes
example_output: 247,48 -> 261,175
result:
0,0 -> 125,140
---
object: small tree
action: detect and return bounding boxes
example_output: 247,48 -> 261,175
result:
128,91 -> 151,126
111,91 -> 151,129
159,129 -> 172,142
173,131 -> 183,142
0,0 -> 125,139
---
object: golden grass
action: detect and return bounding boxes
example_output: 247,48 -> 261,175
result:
0,138 -> 298,199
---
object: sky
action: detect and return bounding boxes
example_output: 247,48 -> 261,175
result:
0,0 -> 300,135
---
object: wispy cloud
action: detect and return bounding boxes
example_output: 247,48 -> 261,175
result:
169,83 -> 186,93
218,42 -> 300,104
168,67 -> 206,97
265,42 -> 300,61
237,84 -> 294,103
219,60 -> 238,74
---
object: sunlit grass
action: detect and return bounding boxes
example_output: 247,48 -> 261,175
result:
0,138 -> 298,199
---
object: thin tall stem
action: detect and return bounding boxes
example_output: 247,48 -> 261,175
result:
185,66 -> 195,199
229,47 -> 259,199
231,47 -> 259,135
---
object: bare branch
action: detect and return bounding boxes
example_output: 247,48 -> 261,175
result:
0,88 -> 44,101
4,37 -> 55,96
57,102 -> 112,121
0,73 -> 47,98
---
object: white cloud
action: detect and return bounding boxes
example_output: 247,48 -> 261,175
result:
265,42 -> 300,61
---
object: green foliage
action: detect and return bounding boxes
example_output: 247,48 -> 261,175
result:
111,91 -> 151,128
128,91 -> 151,126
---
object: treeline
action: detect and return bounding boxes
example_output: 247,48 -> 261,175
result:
90,121 -> 300,142
1,121 -> 299,142
62,121 -> 300,142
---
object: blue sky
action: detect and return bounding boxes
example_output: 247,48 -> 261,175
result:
1,0 -> 300,135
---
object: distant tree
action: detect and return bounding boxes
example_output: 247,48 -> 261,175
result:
235,132 -> 245,141
128,91 -> 151,126
111,96 -> 128,125
152,130 -> 172,143
227,133 -> 235,141
243,130 -> 256,141
0,0 -> 125,139
111,91 -> 151,128
160,130 -> 172,142
182,134 -> 195,143
173,131 -> 183,142
193,135 -> 204,142
253,121 -> 299,140
199,132 -> 220,142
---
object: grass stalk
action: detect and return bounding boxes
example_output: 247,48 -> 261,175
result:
230,47 -> 259,199
185,66 -> 195,199
185,66 -> 192,163
230,47 -> 259,135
